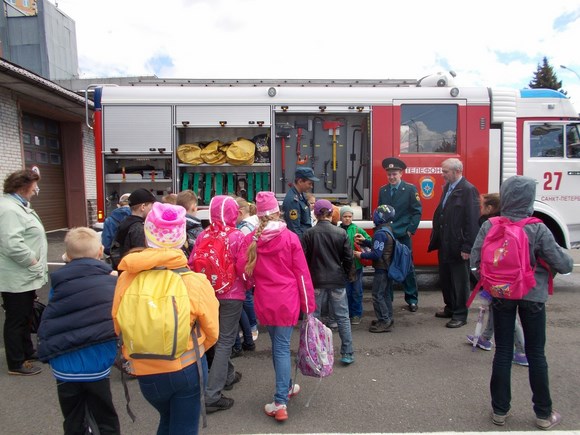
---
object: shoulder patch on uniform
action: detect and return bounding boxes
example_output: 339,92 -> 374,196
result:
289,209 -> 299,220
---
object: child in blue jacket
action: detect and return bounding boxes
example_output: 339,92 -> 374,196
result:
354,205 -> 396,333
38,227 -> 120,435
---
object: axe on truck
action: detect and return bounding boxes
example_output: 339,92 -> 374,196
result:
323,121 -> 344,189
295,120 -> 309,165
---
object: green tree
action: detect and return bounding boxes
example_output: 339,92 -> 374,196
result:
529,57 -> 566,95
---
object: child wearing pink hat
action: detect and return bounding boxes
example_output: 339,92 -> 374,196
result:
236,191 -> 316,422
190,195 -> 246,414
113,202 -> 219,434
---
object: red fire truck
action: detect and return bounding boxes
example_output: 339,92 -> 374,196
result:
89,72 -> 580,266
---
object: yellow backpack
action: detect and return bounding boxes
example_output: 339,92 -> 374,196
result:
117,267 -> 192,360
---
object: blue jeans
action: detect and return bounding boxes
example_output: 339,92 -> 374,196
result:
490,299 -> 552,419
346,268 -> 364,318
243,290 -> 257,328
371,271 -> 393,322
138,357 -> 207,435
482,308 -> 525,354
314,287 -> 354,356
234,308 -> 253,350
266,325 -> 294,405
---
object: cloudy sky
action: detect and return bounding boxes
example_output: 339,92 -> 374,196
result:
53,0 -> 580,111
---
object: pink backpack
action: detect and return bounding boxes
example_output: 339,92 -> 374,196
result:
468,216 -> 541,306
189,223 -> 236,295
296,314 -> 334,378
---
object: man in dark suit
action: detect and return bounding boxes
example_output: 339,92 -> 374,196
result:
428,158 -> 480,328
378,158 -> 422,312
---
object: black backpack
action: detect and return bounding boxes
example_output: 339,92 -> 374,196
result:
110,215 -> 143,270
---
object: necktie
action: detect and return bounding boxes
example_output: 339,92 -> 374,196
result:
442,186 -> 453,207
391,187 -> 397,197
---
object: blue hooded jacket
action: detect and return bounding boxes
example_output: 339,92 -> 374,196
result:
360,205 -> 396,271
101,206 -> 131,254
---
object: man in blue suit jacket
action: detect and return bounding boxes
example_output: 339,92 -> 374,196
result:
378,158 -> 422,312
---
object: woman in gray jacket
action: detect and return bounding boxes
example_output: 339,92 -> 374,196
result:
470,175 -> 573,430
0,169 -> 47,376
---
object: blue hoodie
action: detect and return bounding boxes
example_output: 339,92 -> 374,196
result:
101,206 -> 131,254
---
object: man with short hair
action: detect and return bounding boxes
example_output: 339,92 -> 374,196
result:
428,158 -> 480,328
378,158 -> 422,312
282,167 -> 319,239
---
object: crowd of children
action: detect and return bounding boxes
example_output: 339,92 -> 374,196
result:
28,171 -> 573,433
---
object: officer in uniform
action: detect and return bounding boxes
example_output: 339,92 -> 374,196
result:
378,157 -> 422,312
282,167 -> 320,239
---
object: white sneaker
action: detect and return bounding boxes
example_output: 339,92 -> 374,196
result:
288,383 -> 301,398
264,402 -> 288,421
252,328 -> 259,341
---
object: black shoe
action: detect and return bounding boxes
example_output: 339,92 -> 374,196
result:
230,347 -> 243,359
408,303 -> 418,312
242,342 -> 256,351
446,319 -> 467,328
224,371 -> 242,391
206,396 -> 234,413
435,310 -> 452,318
369,319 -> 393,333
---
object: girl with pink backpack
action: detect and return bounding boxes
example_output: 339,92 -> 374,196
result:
237,191 -> 316,422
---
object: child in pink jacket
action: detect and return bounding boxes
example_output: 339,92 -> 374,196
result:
237,191 -> 315,422
189,195 -> 246,414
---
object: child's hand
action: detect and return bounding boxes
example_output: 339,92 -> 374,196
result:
354,233 -> 365,243
109,270 -> 119,277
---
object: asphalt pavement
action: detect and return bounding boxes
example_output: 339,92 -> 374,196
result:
0,231 -> 579,434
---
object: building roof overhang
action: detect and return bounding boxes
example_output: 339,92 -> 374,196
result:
0,58 -> 92,121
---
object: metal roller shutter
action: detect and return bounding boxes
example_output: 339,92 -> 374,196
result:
22,113 -> 67,231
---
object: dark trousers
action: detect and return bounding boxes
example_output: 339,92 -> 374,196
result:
490,299 -> 552,419
1,290 -> 36,370
438,258 -> 470,321
205,299 -> 243,405
57,378 -> 121,435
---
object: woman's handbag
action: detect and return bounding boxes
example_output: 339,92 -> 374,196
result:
30,299 -> 46,334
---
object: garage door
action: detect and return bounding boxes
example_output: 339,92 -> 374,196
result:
22,113 -> 67,231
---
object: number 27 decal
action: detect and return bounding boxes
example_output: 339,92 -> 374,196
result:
544,171 -> 562,190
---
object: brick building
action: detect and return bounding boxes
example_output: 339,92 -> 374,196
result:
0,58 -> 96,230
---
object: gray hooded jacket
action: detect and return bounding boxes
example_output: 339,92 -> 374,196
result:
470,176 -> 573,302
